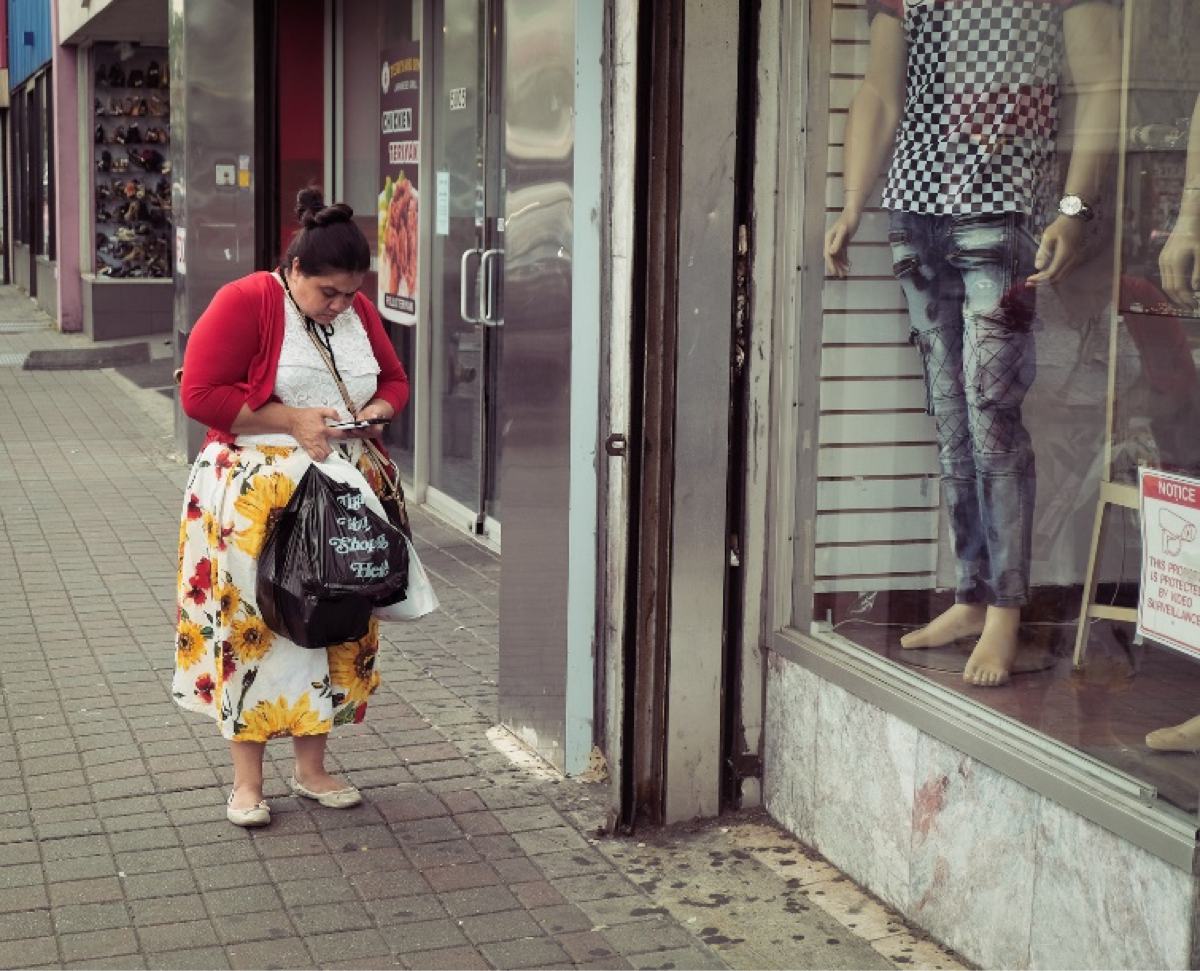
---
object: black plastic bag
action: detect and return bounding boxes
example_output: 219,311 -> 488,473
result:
257,465 -> 410,649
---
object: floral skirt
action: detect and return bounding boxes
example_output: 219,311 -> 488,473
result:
172,442 -> 382,742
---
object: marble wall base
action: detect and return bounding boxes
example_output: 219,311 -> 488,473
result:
764,653 -> 1199,970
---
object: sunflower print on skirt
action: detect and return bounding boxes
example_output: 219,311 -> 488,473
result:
171,442 -> 383,741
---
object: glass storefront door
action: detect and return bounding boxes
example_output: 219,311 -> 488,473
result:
428,0 -> 504,535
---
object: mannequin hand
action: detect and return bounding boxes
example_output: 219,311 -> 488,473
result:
824,210 -> 862,278
1159,220 -> 1200,309
1027,216 -> 1086,286
289,407 -> 344,461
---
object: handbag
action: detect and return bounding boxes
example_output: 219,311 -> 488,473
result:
281,270 -> 413,540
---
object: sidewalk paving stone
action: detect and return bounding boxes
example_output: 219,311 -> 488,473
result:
0,908 -> 54,940
225,937 -> 313,969
402,944 -> 490,970
460,909 -> 544,945
145,946 -> 231,970
378,917 -> 470,954
58,925 -> 140,963
0,936 -> 60,968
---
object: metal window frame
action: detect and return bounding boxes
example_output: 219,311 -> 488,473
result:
758,0 -> 1200,874
41,69 -> 55,261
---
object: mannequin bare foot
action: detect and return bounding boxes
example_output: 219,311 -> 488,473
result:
1145,714 -> 1200,753
963,606 -> 1020,687
900,603 -> 986,649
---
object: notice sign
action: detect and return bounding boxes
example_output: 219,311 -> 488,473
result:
1137,468 -> 1200,659
377,43 -> 420,325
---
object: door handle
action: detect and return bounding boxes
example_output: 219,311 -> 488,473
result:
459,248 -> 483,323
480,248 -> 504,326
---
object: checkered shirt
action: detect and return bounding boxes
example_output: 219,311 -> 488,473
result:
867,0 -> 1101,221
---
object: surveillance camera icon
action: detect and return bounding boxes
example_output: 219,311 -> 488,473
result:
1159,508 -> 1197,556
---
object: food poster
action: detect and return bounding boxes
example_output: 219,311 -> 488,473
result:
378,44 -> 420,325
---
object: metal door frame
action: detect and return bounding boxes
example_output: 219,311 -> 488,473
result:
419,0 -> 506,544
619,0 -> 754,827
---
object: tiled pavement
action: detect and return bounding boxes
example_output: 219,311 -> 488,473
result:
0,287 -> 967,971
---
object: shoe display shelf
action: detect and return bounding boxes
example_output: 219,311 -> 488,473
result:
85,43 -> 175,340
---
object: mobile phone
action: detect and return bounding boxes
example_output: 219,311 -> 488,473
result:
328,417 -> 389,429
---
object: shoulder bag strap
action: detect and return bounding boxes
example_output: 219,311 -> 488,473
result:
279,271 -> 403,497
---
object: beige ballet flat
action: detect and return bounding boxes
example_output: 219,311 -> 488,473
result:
288,775 -> 362,809
226,793 -> 271,827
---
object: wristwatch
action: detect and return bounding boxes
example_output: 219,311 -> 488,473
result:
1058,194 -> 1095,221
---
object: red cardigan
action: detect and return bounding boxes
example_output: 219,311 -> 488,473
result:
180,271 -> 410,447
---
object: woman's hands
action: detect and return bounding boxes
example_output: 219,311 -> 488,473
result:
290,400 -> 396,456
288,407 -> 345,461
342,399 -> 395,441
233,400 -> 396,459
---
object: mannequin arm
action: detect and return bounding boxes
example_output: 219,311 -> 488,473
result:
1029,1 -> 1121,285
824,14 -> 907,277
1158,93 -> 1200,308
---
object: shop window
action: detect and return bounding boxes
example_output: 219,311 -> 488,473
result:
13,91 -> 28,245
38,70 -> 54,260
91,44 -> 172,278
277,0 -> 326,265
335,0 -> 420,474
11,70 -> 54,260
793,0 -> 1200,816
338,0 -> 381,261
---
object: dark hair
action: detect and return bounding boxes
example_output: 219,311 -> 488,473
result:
283,187 -> 371,275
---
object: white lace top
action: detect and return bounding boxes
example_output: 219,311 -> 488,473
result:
236,274 -> 381,447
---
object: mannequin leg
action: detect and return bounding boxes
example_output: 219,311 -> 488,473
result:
891,213 -> 991,649
953,215 -> 1038,687
1145,714 -> 1200,752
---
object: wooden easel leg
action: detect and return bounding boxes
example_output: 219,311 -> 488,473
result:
1073,495 -> 1109,669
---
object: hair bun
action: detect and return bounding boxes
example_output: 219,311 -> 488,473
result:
295,187 -> 325,226
312,202 -> 354,227
295,188 -> 354,229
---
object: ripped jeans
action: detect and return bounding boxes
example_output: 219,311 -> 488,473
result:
888,210 -> 1037,608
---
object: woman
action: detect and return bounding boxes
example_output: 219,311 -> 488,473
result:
174,188 -> 409,826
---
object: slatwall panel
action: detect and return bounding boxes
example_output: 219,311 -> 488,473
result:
814,0 -> 941,593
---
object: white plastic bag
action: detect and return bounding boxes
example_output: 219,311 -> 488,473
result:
373,536 -> 439,621
316,453 -> 439,622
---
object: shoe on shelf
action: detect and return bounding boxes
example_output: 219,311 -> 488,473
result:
288,775 -> 362,809
226,792 -> 270,828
